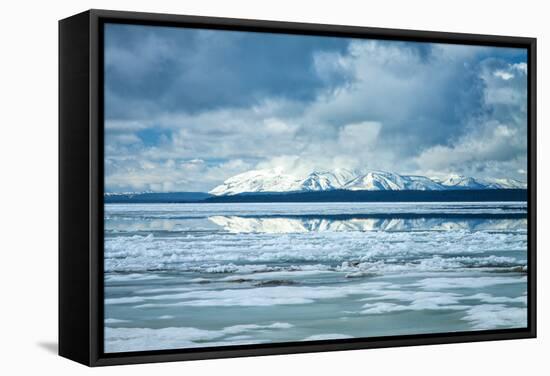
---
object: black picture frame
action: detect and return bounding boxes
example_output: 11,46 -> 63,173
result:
59,9 -> 537,367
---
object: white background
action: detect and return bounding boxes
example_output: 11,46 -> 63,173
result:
0,0 -> 546,374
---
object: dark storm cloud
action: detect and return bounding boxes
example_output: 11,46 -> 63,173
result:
104,23 -> 350,120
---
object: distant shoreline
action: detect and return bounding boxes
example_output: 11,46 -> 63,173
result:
104,189 -> 528,204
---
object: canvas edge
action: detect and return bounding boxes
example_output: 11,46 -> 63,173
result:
59,10 -> 93,366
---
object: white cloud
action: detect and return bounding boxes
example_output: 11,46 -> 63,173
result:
494,70 -> 514,80
413,58 -> 527,178
338,121 -> 381,148
414,122 -> 524,170
512,62 -> 527,74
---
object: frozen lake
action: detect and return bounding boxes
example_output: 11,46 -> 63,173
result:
104,202 -> 528,353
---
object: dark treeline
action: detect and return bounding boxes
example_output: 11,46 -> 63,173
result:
105,189 -> 527,204
104,192 -> 211,203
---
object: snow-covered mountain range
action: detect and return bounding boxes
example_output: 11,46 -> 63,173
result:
209,168 -> 527,196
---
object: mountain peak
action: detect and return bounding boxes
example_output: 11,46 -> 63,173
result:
208,168 -> 302,196
440,174 -> 485,189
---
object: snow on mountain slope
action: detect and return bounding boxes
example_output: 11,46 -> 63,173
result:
299,169 -> 356,191
440,175 -> 486,189
208,168 -> 302,196
344,171 -> 445,191
406,175 -> 446,190
481,178 -> 528,189
344,171 -> 406,190
209,168 -> 526,196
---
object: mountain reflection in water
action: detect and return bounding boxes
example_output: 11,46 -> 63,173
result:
208,215 -> 527,234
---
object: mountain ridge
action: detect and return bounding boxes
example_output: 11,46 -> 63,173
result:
209,168 -> 527,196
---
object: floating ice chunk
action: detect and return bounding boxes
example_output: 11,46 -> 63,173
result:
464,293 -> 527,305
104,318 -> 131,324
462,304 -> 527,329
133,282 -> 394,308
105,322 -> 293,352
104,273 -> 167,282
105,296 -> 146,305
414,276 -> 526,290
360,290 -> 469,313
361,302 -> 411,314
303,333 -> 353,341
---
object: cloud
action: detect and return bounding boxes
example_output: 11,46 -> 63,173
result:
414,122 -> 525,172
104,23 -> 349,119
103,26 -> 528,192
414,60 -> 527,177
338,121 -> 381,150
105,156 -> 254,192
494,70 -> 514,80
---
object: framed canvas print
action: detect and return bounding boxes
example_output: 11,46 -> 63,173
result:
59,9 -> 536,366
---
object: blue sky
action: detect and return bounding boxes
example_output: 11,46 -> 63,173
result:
104,23 -> 528,192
